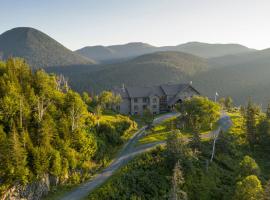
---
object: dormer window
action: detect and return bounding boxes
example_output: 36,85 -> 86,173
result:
152,98 -> 157,103
134,98 -> 138,103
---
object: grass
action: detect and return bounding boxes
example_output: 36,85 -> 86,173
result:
43,184 -> 79,200
136,115 -> 209,145
137,114 -> 220,145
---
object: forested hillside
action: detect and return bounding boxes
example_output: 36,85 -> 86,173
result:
0,27 -> 95,69
0,58 -> 136,199
48,47 -> 270,107
46,51 -> 208,93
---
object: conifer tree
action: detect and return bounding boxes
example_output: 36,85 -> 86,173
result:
170,161 -> 187,200
245,100 -> 260,146
264,179 -> 270,200
266,103 -> 270,119
8,125 -> 29,184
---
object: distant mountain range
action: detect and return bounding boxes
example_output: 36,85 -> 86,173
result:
0,27 -> 94,68
75,41 -> 254,63
2,27 -> 270,106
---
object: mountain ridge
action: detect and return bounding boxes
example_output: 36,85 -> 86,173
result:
0,27 -> 95,68
75,41 -> 255,63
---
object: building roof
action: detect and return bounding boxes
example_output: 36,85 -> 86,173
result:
126,86 -> 165,98
112,83 -> 199,99
160,84 -> 190,96
112,86 -> 129,98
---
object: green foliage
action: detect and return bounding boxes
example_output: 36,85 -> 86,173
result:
234,175 -> 264,200
224,96 -> 233,110
266,103 -> 270,119
166,130 -> 195,167
169,161 -> 187,200
178,96 -> 220,131
0,58 -> 136,194
245,100 -> 261,146
98,91 -> 121,110
142,108 -> 154,127
88,147 -> 171,200
239,155 -> 260,178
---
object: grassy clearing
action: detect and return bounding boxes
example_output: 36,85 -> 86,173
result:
138,115 -> 218,145
137,116 -> 197,145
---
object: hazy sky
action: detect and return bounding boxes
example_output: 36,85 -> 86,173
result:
1,0 -> 270,50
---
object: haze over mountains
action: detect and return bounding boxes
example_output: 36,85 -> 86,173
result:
76,41 -> 254,63
1,27 -> 270,106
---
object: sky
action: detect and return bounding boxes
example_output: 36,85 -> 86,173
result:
1,0 -> 270,50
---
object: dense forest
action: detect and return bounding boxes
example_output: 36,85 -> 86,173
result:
0,58 -> 136,198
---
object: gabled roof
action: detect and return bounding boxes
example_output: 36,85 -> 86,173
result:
126,86 -> 165,98
160,84 -> 190,96
112,87 -> 129,98
112,83 -> 199,98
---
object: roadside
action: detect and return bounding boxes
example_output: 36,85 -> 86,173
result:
55,113 -> 180,200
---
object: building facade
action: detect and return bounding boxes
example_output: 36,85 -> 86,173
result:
112,83 -> 200,115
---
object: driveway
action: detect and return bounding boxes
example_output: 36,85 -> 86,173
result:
58,113 -> 180,200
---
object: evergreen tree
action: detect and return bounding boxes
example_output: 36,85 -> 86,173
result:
264,179 -> 270,200
239,155 -> 260,178
189,131 -> 201,150
224,96 -> 233,110
234,175 -> 264,200
266,103 -> 270,119
170,161 -> 188,200
8,125 -> 29,184
245,100 -> 260,146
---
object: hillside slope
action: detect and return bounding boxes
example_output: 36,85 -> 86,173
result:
47,51 -> 209,92
195,49 -> 270,106
165,42 -> 255,58
0,27 -> 95,68
48,48 -> 270,107
75,42 -> 254,63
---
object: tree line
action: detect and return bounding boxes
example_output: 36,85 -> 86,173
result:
0,58 -> 136,195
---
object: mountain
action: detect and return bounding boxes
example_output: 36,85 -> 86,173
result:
0,27 -> 95,68
162,42 -> 256,58
47,51 -> 209,92
75,42 -> 254,63
48,47 -> 270,107
209,47 -> 270,67
195,48 -> 270,106
75,42 -> 156,63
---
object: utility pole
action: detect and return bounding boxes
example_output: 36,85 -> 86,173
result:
214,92 -> 219,102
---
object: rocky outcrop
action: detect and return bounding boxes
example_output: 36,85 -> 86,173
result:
2,175 -> 52,200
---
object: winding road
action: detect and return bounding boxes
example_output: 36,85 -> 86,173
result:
58,112 -> 232,200
58,113 -> 180,200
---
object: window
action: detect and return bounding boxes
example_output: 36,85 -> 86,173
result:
143,98 -> 148,103
116,105 -> 120,111
153,112 -> 157,115
134,105 -> 139,111
134,98 -> 138,103
152,98 -> 157,103
143,105 -> 147,110
152,105 -> 157,109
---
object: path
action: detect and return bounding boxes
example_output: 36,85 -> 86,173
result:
58,112 -> 231,200
58,112 -> 180,200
